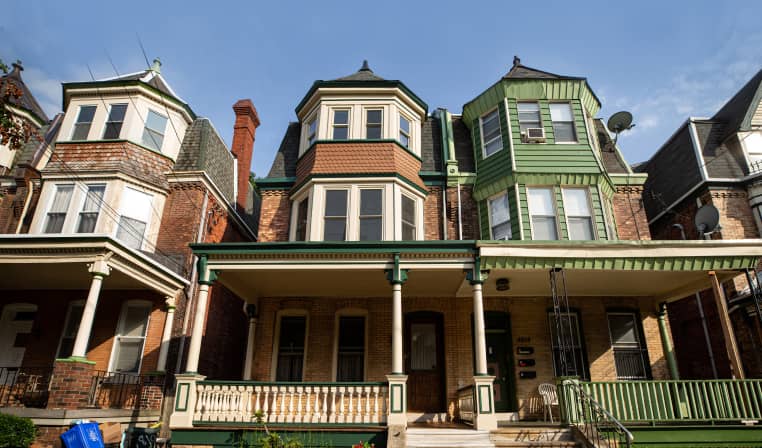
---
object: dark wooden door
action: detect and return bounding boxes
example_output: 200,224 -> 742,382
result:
405,312 -> 445,412
485,312 -> 517,412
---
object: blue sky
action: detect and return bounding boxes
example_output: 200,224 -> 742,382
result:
3,1 -> 762,177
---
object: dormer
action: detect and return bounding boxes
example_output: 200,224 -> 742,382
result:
294,61 -> 428,157
57,59 -> 195,161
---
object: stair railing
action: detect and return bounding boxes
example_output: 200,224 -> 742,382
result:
559,378 -> 633,448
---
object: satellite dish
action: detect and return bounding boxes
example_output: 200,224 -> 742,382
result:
694,204 -> 720,236
607,111 -> 636,144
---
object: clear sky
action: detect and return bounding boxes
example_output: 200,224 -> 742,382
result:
3,1 -> 762,177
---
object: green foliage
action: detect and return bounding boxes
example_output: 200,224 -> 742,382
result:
0,413 -> 37,448
0,56 -> 35,152
258,432 -> 303,448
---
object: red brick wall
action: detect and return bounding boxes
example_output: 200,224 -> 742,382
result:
47,360 -> 96,409
424,187 -> 443,240
613,186 -> 651,240
444,185 -> 478,240
155,182 -> 205,276
198,284 -> 248,380
258,189 -> 291,242
231,100 -> 260,212
0,171 -> 42,234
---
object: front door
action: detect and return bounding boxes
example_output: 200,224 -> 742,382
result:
405,311 -> 445,412
484,312 -> 517,412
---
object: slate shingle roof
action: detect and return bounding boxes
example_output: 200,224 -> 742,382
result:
712,69 -> 762,139
175,118 -> 236,203
694,120 -> 746,178
593,119 -> 630,174
1,63 -> 49,124
452,117 -> 475,173
333,61 -> 386,82
502,56 -> 585,81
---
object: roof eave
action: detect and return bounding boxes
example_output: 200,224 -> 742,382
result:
294,80 -> 428,116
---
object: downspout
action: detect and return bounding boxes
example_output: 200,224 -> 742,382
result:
441,178 -> 448,240
174,192 -> 210,374
673,223 -> 718,378
15,179 -> 34,234
457,183 -> 463,240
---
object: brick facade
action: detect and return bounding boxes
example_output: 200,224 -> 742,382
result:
612,186 -> 651,240
0,169 -> 42,234
444,185 -> 478,240
258,189 -> 291,242
47,360 -> 96,409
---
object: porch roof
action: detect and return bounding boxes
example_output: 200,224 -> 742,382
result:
0,235 -> 188,298
190,239 -> 761,302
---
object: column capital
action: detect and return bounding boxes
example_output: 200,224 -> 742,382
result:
245,303 -> 258,319
165,295 -> 177,311
197,255 -> 218,285
465,256 -> 489,284
88,259 -> 111,277
385,253 -> 408,285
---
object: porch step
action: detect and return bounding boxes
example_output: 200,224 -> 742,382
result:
490,426 -> 580,448
406,428 -> 494,448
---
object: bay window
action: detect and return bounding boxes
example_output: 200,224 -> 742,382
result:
562,188 -> 595,240
323,190 -> 348,241
488,193 -> 512,240
359,189 -> 383,240
76,185 -> 105,233
399,115 -> 411,148
527,187 -> 558,240
71,105 -> 96,140
44,185 -> 74,233
141,110 -> 168,151
295,198 -> 309,241
550,103 -> 576,143
366,109 -> 382,139
517,102 -> 541,133
307,116 -> 318,146
401,194 -> 416,240
102,104 -> 128,140
116,187 -> 153,250
480,109 -> 503,157
332,109 -> 350,140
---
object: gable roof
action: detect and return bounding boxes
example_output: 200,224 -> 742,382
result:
1,62 -> 49,125
711,68 -> 762,139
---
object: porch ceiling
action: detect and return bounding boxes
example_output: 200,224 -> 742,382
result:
0,235 -> 188,297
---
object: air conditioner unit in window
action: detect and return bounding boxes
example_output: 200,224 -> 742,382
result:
522,127 -> 546,143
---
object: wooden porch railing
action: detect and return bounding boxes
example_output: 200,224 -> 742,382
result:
456,385 -> 474,425
194,381 -> 388,425
580,379 -> 762,423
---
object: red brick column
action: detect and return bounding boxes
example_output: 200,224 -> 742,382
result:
47,360 -> 96,409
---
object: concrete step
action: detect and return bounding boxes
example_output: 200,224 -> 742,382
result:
406,428 -> 494,448
490,426 -> 579,447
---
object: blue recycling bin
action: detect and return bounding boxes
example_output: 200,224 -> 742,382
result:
61,422 -> 104,448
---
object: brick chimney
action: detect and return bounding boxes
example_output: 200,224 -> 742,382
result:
231,99 -> 260,213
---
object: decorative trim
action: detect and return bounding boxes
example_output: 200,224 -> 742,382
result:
385,253 -> 409,285
477,384 -> 493,414
389,384 -> 405,413
175,382 -> 190,411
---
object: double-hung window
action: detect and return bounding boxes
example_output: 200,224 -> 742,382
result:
275,315 -> 306,381
527,187 -> 558,240
399,115 -> 411,148
71,105 -> 97,140
336,316 -> 365,381
116,187 -> 152,250
488,193 -> 512,240
307,117 -> 318,146
324,190 -> 348,241
401,195 -> 416,240
563,188 -> 595,240
102,104 -> 127,139
517,102 -> 541,133
359,189 -> 383,241
295,198 -> 309,241
76,185 -> 105,233
366,110 -> 382,139
550,103 -> 576,143
332,110 -> 350,140
480,109 -> 502,157
109,301 -> 151,374
44,185 -> 74,233
548,311 -> 588,380
56,301 -> 84,359
607,312 -> 650,380
141,110 -> 168,151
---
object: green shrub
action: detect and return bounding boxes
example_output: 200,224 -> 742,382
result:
0,413 -> 36,448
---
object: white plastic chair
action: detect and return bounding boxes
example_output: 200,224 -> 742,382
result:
538,383 -> 558,423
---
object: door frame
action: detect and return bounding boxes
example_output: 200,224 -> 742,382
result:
472,311 -> 518,412
404,311 -> 446,412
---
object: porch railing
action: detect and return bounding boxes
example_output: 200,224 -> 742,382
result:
88,371 -> 167,410
456,385 -> 474,425
558,380 -> 633,448
194,381 -> 388,425
0,366 -> 53,408
580,379 -> 762,424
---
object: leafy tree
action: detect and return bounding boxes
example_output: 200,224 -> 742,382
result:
0,58 -> 35,151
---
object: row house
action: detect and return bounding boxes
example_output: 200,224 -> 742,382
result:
0,61 -> 256,444
640,69 -> 762,379
168,60 -> 762,448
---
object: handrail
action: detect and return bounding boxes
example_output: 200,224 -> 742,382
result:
0,366 -> 54,408
581,379 -> 762,423
559,379 -> 633,448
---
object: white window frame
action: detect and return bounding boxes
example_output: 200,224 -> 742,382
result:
331,108 -> 351,140
487,192 -> 512,240
606,311 -> 649,380
56,300 -> 85,359
75,184 -> 106,234
141,109 -> 168,151
359,187 -> 384,241
39,182 -> 108,235
107,300 -> 152,375
270,310 -> 309,381
364,108 -> 384,140
115,186 -> 153,250
101,103 -> 128,140
70,105 -> 97,141
400,192 -> 418,241
479,108 -> 503,158
307,115 -> 318,146
323,188 -> 350,241
527,186 -> 559,240
561,187 -> 596,240
398,113 -> 412,148
43,184 -> 75,234
332,309 -> 369,382
517,101 -> 542,134
292,195 -> 311,242
549,102 -> 577,144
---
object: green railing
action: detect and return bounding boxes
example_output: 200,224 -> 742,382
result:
578,379 -> 762,423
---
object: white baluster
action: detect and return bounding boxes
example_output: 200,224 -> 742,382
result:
254,385 -> 262,418
339,386 -> 347,423
329,386 -> 338,423
245,386 -> 253,422
372,386 -> 379,423
318,386 -> 325,422
364,386 -> 371,423
279,386 -> 287,423
296,386 -> 304,423
348,386 -> 355,423
263,386 -> 270,422
194,385 -> 204,421
287,386 -> 295,423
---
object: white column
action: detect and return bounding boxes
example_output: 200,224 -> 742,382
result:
243,304 -> 258,380
392,283 -> 403,374
472,283 -> 488,375
186,283 -> 210,373
71,259 -> 110,359
156,295 -> 177,372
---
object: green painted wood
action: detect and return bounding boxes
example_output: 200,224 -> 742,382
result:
171,428 -> 387,448
554,186 -> 568,239
627,425 -> 762,448
478,200 -> 489,239
518,184 -> 531,239
589,185 -> 607,239
483,255 -> 759,271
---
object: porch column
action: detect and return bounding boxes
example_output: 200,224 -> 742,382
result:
385,255 -> 408,429
472,282 -> 488,375
467,263 -> 496,430
156,295 -> 177,372
186,256 -> 217,374
243,304 -> 258,380
708,271 -> 745,379
657,302 -> 680,380
70,259 -> 110,359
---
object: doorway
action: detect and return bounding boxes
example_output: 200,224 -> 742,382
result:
483,311 -> 517,412
405,311 -> 445,412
